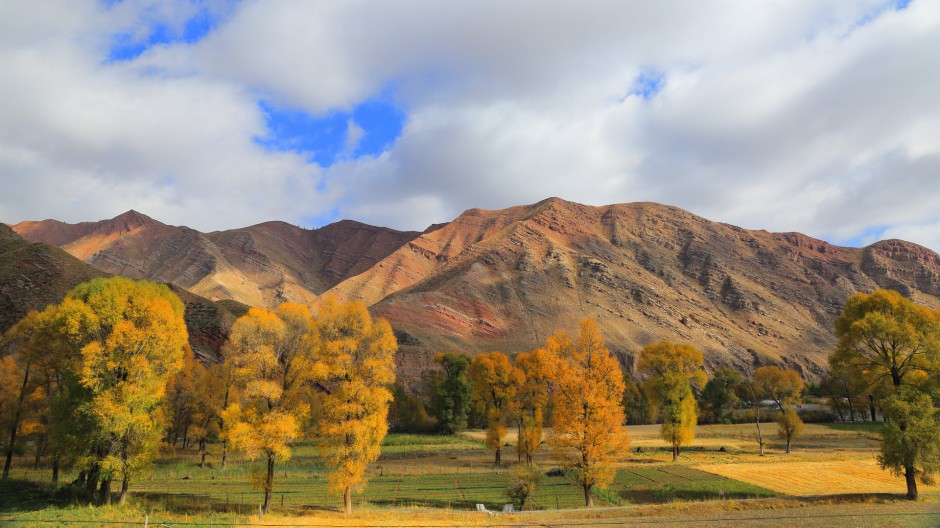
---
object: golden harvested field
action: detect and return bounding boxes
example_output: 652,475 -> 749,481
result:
698,459 -> 940,496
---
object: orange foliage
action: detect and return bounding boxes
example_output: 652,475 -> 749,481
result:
546,320 -> 628,507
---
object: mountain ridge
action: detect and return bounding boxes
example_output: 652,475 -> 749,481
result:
12,199 -> 940,381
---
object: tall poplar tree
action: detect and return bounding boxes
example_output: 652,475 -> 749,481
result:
469,351 -> 522,466
315,297 -> 397,514
547,319 -> 628,507
226,303 -> 316,514
638,341 -> 706,461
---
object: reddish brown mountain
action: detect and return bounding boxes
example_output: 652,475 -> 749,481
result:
13,212 -> 420,308
13,199 -> 940,380
0,224 -> 247,359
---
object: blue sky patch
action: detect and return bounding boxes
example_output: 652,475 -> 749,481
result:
629,70 -> 666,100
105,5 -> 224,62
840,225 -> 888,248
255,94 -> 405,168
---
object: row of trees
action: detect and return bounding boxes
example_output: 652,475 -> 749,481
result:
0,278 -> 397,514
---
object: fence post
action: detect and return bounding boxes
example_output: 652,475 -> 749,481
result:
143,514 -> 149,527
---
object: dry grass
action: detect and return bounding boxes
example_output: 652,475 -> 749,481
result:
698,459 -> 940,496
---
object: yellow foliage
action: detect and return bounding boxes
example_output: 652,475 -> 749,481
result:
638,341 -> 705,459
515,348 -> 551,464
225,302 -> 317,511
315,297 -> 396,512
65,277 -> 189,492
468,351 -> 522,464
546,320 -> 628,505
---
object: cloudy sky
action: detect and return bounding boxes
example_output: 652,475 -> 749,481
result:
1,1 -> 938,251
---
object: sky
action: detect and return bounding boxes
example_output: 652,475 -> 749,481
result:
0,1 -> 938,252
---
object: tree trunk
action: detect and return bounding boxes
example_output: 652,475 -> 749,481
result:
221,439 -> 228,469
118,476 -> 129,505
495,446 -> 501,466
262,455 -> 274,513
672,444 -> 679,461
99,478 -> 112,505
583,484 -> 593,507
755,403 -> 765,456
905,465 -> 918,500
786,434 -> 792,454
51,457 -> 59,484
2,360 -> 31,480
85,465 -> 100,494
344,485 -> 352,514
200,451 -> 207,468
869,394 -> 877,422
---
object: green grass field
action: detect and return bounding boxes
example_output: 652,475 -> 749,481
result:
1,423 -> 936,527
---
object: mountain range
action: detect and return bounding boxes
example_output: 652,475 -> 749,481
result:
9,198 -> 940,381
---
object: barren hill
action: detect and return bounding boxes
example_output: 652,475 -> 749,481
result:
14,212 -> 420,308
13,199 -> 940,379
0,224 -> 247,358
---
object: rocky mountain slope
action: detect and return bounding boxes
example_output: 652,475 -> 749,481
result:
14,210 -> 420,308
13,199 -> 940,380
0,224 -> 246,359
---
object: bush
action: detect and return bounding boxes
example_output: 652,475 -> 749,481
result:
506,464 -> 542,511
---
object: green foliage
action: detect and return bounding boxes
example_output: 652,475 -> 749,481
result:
622,375 -> 653,425
388,383 -> 435,433
699,367 -> 742,424
878,387 -> 940,493
429,352 -> 472,434
506,464 -> 542,510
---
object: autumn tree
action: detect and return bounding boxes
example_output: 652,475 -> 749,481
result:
831,289 -> 940,499
226,303 -> 316,514
2,311 -> 44,480
315,297 -> 397,514
638,341 -> 706,461
469,351 -> 523,466
429,352 -> 472,434
67,277 -> 189,505
547,320 -> 628,507
514,348 -> 551,465
752,366 -> 804,453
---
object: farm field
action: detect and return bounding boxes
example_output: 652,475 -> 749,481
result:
1,423 -> 938,526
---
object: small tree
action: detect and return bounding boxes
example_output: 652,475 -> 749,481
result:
547,320 -> 628,507
468,352 -> 522,466
752,366 -> 804,453
638,341 -> 706,461
514,348 -> 551,465
506,464 -> 542,511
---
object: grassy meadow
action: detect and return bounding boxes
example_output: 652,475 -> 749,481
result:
2,423 -> 939,526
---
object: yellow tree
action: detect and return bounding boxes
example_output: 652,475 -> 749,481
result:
469,351 -> 523,466
514,348 -> 551,466
638,341 -> 706,461
226,303 -> 316,514
547,319 -> 628,507
752,365 -> 804,453
69,277 -> 189,505
315,297 -> 397,514
1,310 -> 46,480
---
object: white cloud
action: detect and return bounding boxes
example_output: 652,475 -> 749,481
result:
0,0 -> 938,253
